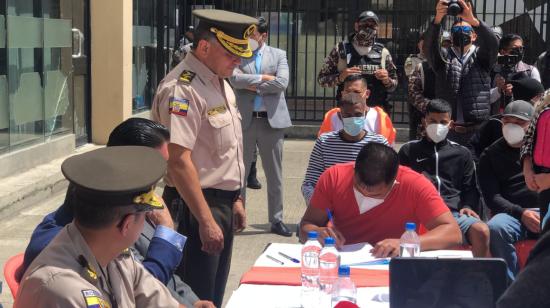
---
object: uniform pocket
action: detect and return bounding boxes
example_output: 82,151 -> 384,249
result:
207,109 -> 233,152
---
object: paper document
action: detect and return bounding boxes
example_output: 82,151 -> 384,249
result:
339,242 -> 379,266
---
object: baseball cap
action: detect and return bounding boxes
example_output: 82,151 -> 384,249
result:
357,11 -> 379,23
510,78 -> 545,101
503,100 -> 535,121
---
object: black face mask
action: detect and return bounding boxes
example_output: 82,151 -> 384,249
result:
354,27 -> 377,47
510,47 -> 525,61
452,32 -> 472,47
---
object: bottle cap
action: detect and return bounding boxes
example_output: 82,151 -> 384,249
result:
324,237 -> 335,246
307,231 -> 318,239
405,222 -> 416,231
338,265 -> 351,276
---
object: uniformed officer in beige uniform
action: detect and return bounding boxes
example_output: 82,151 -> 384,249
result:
15,146 -> 184,308
151,9 -> 258,307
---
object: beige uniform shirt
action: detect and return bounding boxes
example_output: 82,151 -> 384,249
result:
15,223 -> 179,308
152,53 -> 244,191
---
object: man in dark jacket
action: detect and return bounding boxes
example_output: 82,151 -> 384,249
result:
479,100 -> 537,280
424,0 -> 498,147
470,79 -> 544,163
399,99 -> 488,257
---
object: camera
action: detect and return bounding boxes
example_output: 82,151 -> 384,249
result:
497,55 -> 520,67
447,0 -> 463,16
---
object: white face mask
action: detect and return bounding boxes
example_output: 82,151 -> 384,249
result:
502,123 -> 526,146
426,123 -> 449,143
353,188 -> 384,214
249,38 -> 259,52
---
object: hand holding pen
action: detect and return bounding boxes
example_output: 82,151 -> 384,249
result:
318,209 -> 346,249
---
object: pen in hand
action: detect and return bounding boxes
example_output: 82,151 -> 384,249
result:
326,208 -> 335,227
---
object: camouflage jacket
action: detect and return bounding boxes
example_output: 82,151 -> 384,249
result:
404,53 -> 425,77
317,41 -> 398,91
408,62 -> 430,114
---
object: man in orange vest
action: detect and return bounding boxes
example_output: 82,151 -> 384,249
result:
318,74 -> 396,144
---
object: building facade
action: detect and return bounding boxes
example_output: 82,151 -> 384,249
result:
0,0 -> 549,176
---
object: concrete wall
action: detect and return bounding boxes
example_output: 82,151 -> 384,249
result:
90,0 -> 133,144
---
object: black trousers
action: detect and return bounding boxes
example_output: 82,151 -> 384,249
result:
408,103 -> 423,141
163,186 -> 235,308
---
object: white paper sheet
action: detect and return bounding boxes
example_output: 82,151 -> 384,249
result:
253,242 -> 472,269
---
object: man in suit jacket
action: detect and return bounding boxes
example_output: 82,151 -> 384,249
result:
230,16 -> 293,236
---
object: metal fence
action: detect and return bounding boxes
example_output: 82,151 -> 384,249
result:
174,0 -> 550,123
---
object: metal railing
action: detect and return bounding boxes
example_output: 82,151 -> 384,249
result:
174,0 -> 550,123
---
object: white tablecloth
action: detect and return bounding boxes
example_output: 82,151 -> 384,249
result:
226,243 -> 473,308
226,284 -> 390,308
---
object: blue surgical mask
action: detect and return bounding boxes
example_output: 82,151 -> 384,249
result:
342,116 -> 365,136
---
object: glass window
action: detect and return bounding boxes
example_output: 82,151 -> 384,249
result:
0,0 -> 7,153
43,0 -> 74,138
4,0 -> 74,151
132,0 -> 157,113
132,0 -> 179,114
7,0 -> 45,148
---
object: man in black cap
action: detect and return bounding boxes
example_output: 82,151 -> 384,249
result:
317,10 -> 398,113
470,78 -> 544,162
152,9 -> 257,307
16,146 -> 184,307
479,100 -> 537,280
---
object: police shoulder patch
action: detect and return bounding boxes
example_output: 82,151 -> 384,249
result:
81,289 -> 110,308
169,97 -> 190,117
178,70 -> 196,85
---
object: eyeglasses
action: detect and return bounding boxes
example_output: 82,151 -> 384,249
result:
451,26 -> 473,34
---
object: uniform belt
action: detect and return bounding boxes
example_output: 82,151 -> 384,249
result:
252,111 -> 268,118
202,188 -> 240,201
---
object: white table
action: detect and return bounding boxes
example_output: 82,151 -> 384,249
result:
226,243 -> 473,308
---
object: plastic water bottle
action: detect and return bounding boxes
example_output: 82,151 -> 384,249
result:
399,222 -> 420,257
331,265 -> 357,307
301,231 -> 322,308
319,237 -> 340,295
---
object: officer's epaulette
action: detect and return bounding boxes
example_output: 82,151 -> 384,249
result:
77,255 -> 98,284
118,247 -> 133,259
178,70 -> 196,85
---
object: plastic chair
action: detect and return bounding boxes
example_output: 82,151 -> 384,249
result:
419,225 -> 536,271
515,239 -> 537,270
4,253 -> 24,299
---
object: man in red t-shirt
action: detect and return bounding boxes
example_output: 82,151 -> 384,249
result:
299,143 -> 461,258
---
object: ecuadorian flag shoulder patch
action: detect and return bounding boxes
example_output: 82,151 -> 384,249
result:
169,97 -> 190,117
81,289 -> 110,308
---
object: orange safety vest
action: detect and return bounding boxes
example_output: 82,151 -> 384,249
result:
318,107 -> 396,145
